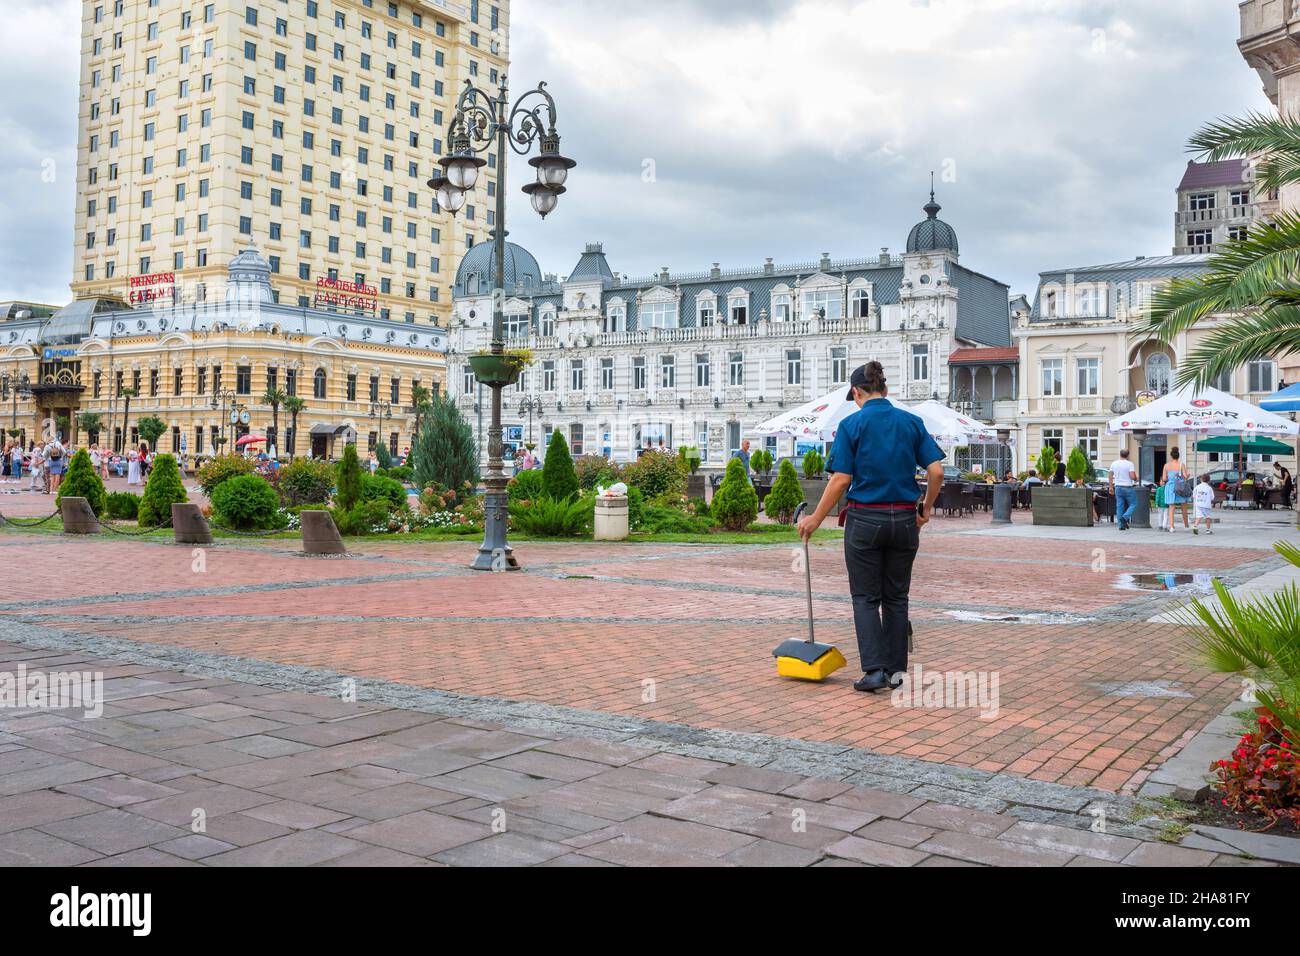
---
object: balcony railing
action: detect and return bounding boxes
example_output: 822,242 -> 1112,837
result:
1175,205 -> 1257,225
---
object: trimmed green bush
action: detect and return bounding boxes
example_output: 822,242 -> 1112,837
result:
626,485 -> 645,531
622,449 -> 686,502
361,473 -> 406,511
332,499 -> 396,536
196,454 -> 255,496
765,459 -> 804,524
802,449 -> 826,478
139,453 -> 188,527
105,491 -> 140,521
211,474 -> 280,530
640,504 -> 711,534
1035,446 -> 1059,483
277,457 -> 335,507
509,494 -> 594,537
712,457 -> 760,531
335,444 -> 364,511
387,464 -> 413,483
412,394 -> 479,493
56,448 -> 107,516
1066,445 -> 1091,484
749,448 -> 774,476
541,430 -> 579,501
508,469 -> 545,502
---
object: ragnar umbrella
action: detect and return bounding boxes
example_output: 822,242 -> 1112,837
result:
755,389 -> 997,445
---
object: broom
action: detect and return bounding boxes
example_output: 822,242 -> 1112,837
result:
773,502 -> 847,681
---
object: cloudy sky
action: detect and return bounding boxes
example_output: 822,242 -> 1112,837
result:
0,0 -> 1268,304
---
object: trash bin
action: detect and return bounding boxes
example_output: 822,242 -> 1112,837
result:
594,494 -> 629,541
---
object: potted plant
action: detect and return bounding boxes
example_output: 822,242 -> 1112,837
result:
797,448 -> 842,517
1031,445 -> 1094,527
679,446 -> 706,499
469,348 -> 533,388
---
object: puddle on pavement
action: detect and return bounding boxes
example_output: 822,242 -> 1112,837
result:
945,610 -> 1095,625
1117,572 -> 1219,594
1088,679 -> 1193,699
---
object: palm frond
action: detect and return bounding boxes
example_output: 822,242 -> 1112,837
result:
1188,111 -> 1300,191
1172,307 -> 1300,387
1141,212 -> 1300,341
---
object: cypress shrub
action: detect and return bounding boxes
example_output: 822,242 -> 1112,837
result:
541,429 -> 579,501
105,492 -> 141,520
56,448 -> 107,516
412,394 -> 480,493
376,442 -> 394,470
802,449 -> 826,478
360,473 -> 406,511
712,457 -> 760,531
138,453 -> 188,527
765,459 -> 804,524
335,444 -> 364,511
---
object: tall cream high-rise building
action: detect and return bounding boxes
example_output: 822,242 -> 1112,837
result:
72,0 -> 509,323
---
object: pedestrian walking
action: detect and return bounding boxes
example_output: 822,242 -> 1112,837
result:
126,447 -> 142,486
731,439 -> 753,486
798,362 -> 945,693
1192,474 -> 1215,535
1109,447 -> 1139,530
28,445 -> 45,493
43,433 -> 66,494
11,441 -> 25,482
1161,447 -> 1191,532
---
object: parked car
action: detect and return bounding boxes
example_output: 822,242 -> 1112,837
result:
1205,468 -> 1266,488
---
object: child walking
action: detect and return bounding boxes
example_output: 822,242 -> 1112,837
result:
1192,474 -> 1215,536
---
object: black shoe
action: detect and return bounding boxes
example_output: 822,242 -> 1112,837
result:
853,669 -> 891,693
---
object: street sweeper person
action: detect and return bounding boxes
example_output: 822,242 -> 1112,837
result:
798,361 -> 945,693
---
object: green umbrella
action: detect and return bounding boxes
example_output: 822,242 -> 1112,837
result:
1195,436 -> 1294,455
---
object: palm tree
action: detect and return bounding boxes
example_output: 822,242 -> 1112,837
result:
1142,112 -> 1300,388
262,387 -> 287,458
283,395 -> 306,460
76,411 -> 103,446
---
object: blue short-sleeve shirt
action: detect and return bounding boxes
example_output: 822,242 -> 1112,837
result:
827,399 -> 945,504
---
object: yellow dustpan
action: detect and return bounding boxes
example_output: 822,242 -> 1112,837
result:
773,503 -> 847,681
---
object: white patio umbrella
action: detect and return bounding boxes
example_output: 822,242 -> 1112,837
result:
1106,385 -> 1298,489
754,389 -> 997,445
1105,385 -> 1298,437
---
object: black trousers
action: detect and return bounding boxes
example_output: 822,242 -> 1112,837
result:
843,508 -> 920,675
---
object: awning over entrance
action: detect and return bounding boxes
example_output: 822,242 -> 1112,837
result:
309,424 -> 351,436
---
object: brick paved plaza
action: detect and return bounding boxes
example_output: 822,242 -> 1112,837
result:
2,480 -> 1297,867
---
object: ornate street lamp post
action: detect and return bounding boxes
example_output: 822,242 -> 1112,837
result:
210,387 -> 237,450
517,395 -> 544,449
430,76 -> 575,572
369,400 -> 392,456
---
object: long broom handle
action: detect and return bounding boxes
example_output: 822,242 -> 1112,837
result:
796,502 -> 814,643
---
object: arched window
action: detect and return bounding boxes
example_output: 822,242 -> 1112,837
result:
466,272 -> 481,295
313,368 -> 327,399
540,309 -> 556,337
851,289 -> 870,319
1145,353 -> 1172,395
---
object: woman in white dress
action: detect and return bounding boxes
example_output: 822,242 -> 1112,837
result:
89,444 -> 102,477
126,447 -> 142,485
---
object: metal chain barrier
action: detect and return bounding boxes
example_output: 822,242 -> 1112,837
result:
209,521 -> 293,538
99,516 -> 174,536
0,510 -> 63,529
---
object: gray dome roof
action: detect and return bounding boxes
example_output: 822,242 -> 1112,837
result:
225,241 -> 274,304
906,191 -> 958,254
453,236 -> 543,298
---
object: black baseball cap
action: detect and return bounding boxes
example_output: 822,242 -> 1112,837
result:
846,365 -> 871,401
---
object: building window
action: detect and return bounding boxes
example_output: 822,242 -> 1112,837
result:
600,358 -> 614,391
786,349 -> 802,386
307,368 -> 324,399
1076,429 -> 1100,465
1076,358 -> 1100,396
1186,229 -> 1213,249
695,353 -> 710,388
540,361 -> 556,392
729,352 -> 744,387
851,289 -> 870,319
570,360 -> 585,392
642,301 -> 677,329
346,374 -> 356,401
659,355 -> 676,389
1248,359 -> 1275,394
830,347 -> 847,385
632,356 -> 646,391
698,300 -> 715,327
911,345 -> 929,381
1188,192 -> 1215,211
236,365 -> 251,395
1041,358 -> 1064,397
569,423 -> 584,457
1145,353 -> 1172,395
801,290 -> 841,321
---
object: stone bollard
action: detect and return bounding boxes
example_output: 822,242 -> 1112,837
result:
992,482 -> 1013,525
301,509 -> 347,555
593,494 -> 629,541
59,497 -> 99,534
172,502 -> 213,544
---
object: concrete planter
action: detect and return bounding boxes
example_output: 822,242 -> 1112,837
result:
1031,485 -> 1094,527
798,477 -> 844,517
59,497 -> 99,534
594,494 -> 629,541
686,473 -> 707,501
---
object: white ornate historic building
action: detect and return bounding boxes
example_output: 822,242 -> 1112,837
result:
448,191 -> 1015,468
